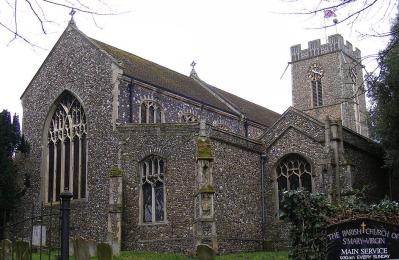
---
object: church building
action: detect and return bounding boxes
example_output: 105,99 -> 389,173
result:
18,20 -> 390,253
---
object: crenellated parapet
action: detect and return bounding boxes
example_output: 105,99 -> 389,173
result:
290,34 -> 361,62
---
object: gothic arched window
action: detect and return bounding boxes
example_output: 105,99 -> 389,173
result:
46,93 -> 87,202
276,154 -> 312,210
140,155 -> 166,223
140,100 -> 164,124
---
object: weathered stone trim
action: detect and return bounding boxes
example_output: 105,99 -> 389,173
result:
265,125 -> 323,149
260,106 -> 324,139
210,127 -> 263,153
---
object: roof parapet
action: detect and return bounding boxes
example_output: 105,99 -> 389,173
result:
290,34 -> 361,62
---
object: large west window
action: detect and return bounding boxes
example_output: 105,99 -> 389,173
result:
140,155 -> 166,223
46,93 -> 87,202
276,154 -> 312,210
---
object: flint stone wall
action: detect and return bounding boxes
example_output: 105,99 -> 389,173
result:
20,25 -> 119,241
262,109 -> 328,248
117,77 -> 265,139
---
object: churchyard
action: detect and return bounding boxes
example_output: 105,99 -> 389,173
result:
29,251 -> 288,259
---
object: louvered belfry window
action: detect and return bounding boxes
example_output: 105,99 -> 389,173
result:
141,155 -> 165,223
312,80 -> 323,107
46,93 -> 87,202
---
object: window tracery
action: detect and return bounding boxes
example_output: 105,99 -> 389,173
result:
140,155 -> 166,223
276,154 -> 312,210
179,112 -> 198,123
214,123 -> 230,132
140,100 -> 164,124
46,93 -> 87,202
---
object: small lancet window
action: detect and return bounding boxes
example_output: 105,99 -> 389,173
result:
140,100 -> 164,124
46,93 -> 87,202
140,155 -> 166,223
276,154 -> 312,212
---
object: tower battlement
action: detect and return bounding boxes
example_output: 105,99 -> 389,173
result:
290,34 -> 361,62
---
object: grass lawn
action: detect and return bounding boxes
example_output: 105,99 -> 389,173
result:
33,251 -> 289,259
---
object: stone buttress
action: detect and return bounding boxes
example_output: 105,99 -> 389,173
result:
108,166 -> 123,255
323,116 -> 352,203
193,120 -> 218,252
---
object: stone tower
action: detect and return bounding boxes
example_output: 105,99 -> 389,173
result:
290,34 -> 369,137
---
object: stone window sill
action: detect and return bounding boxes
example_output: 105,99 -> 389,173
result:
138,221 -> 168,226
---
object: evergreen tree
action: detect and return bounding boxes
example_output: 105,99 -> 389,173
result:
368,13 -> 399,175
0,110 -> 28,238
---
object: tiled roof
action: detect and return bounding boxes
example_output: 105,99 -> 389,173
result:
92,39 -> 280,127
209,86 -> 281,127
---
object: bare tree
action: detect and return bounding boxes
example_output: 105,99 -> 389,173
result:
278,0 -> 397,36
0,0 -> 124,48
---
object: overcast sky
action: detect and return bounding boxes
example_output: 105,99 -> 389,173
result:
0,0 -> 395,121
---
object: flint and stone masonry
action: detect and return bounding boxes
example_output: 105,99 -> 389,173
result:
16,20 -> 395,254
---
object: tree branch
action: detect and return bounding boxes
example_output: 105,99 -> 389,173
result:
41,0 -> 121,15
0,20 -> 45,49
307,0 -> 379,29
25,0 -> 46,34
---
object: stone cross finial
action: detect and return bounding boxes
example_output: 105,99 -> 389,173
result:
190,61 -> 198,78
68,9 -> 76,26
69,9 -> 76,16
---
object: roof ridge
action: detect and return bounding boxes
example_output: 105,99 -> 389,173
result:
212,86 -> 280,116
88,37 -> 281,127
90,38 -> 199,83
191,77 -> 243,117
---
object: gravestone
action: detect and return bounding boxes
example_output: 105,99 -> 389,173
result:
327,219 -> 399,260
32,225 -> 46,246
69,237 -> 75,256
73,236 -> 90,260
14,240 -> 30,260
97,243 -> 113,260
0,239 -> 12,260
87,239 -> 97,257
196,244 -> 215,260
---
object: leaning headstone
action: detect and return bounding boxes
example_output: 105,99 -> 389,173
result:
97,243 -> 113,260
0,239 -> 12,260
109,238 -> 120,256
14,240 -> 30,260
32,225 -> 46,246
87,239 -> 97,257
73,236 -> 90,260
196,244 -> 215,260
69,237 -> 75,256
